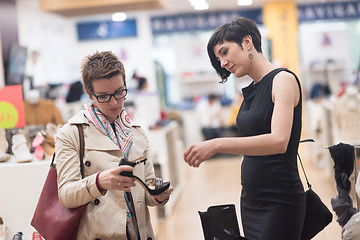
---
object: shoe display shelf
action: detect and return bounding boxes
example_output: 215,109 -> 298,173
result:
147,120 -> 186,220
0,157 -> 50,239
0,121 -> 185,238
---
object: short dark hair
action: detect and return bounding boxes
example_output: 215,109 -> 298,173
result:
207,17 -> 262,82
80,51 -> 126,93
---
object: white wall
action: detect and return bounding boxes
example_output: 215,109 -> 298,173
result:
16,0 -> 157,92
17,0 -> 77,86
71,11 -> 156,92
298,21 -> 352,95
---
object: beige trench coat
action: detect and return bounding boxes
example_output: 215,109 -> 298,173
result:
55,111 -> 166,240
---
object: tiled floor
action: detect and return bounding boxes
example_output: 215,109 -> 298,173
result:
155,145 -> 343,240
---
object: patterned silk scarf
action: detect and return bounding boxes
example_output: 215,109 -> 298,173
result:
83,101 -> 140,240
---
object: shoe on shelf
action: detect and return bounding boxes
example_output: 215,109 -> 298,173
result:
45,122 -> 58,139
41,134 -> 55,158
0,217 -> 9,240
32,232 -> 43,240
0,128 -> 10,163
0,152 -> 10,163
118,158 -> 170,195
12,134 -> 33,163
12,232 -> 23,240
0,128 -> 8,153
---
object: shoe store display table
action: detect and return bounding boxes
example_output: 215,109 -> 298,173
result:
0,121 -> 185,239
0,156 -> 49,239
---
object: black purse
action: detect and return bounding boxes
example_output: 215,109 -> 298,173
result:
298,139 -> 333,240
198,204 -> 247,240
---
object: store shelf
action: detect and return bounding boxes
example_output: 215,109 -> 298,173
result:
309,62 -> 346,73
147,121 -> 185,219
0,158 -> 50,239
180,74 -> 220,84
0,121 -> 185,238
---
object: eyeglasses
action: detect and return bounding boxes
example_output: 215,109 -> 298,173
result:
91,89 -> 127,103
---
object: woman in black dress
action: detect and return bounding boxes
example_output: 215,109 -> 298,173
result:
184,17 -> 306,239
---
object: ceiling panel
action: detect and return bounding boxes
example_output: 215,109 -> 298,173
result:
39,0 -> 166,16
38,0 -> 344,17
160,0 -> 342,14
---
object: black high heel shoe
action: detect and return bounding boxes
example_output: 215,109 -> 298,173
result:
119,158 -> 170,196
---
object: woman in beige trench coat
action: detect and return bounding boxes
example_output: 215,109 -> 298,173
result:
55,51 -> 173,240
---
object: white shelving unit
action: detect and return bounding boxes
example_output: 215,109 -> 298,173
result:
0,157 -> 50,239
307,60 -> 348,96
147,121 -> 185,219
179,73 -> 224,99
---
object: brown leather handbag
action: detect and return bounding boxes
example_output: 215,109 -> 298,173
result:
31,124 -> 87,240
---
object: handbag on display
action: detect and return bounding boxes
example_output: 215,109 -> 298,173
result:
198,204 -> 247,240
298,139 -> 333,240
31,124 -> 87,240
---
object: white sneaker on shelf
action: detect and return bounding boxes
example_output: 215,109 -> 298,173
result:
0,217 -> 8,240
11,134 -> 33,163
0,152 -> 10,162
0,128 -> 10,162
0,128 -> 8,153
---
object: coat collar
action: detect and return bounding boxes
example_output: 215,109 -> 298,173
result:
68,111 -> 147,161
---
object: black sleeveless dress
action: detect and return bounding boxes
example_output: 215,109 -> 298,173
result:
237,68 -> 306,240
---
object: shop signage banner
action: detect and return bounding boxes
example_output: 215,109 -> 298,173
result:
76,19 -> 137,41
0,85 -> 25,129
151,9 -> 262,34
151,1 -> 359,34
298,1 -> 360,22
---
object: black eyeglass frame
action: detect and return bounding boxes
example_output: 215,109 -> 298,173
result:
91,89 -> 128,103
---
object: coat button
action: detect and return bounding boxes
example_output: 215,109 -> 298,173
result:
94,199 -> 100,205
85,161 -> 91,167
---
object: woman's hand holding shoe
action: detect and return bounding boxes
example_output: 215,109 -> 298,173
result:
154,186 -> 174,203
97,166 -> 136,192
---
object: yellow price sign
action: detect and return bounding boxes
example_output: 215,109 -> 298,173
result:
0,101 -> 19,129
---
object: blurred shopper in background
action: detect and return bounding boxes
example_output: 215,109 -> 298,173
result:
195,93 -> 223,140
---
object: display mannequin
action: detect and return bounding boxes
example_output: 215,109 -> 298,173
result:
23,89 -> 63,126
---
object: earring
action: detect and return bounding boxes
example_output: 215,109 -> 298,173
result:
248,52 -> 253,59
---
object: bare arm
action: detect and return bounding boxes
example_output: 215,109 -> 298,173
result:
184,71 -> 300,167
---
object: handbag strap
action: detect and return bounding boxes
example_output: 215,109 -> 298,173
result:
50,124 -> 85,179
298,139 -> 315,190
76,124 -> 85,179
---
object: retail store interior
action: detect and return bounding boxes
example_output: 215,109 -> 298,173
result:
1,0 -> 360,239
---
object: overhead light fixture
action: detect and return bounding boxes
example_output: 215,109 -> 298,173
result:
237,0 -> 252,6
112,12 -> 127,22
189,0 -> 209,10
